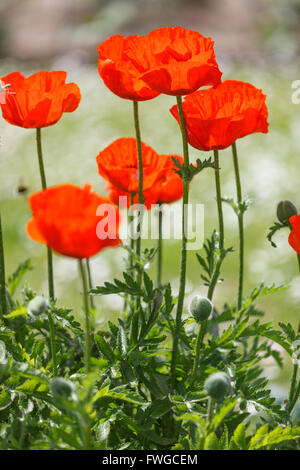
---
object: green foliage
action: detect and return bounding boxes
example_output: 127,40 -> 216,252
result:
0,255 -> 299,450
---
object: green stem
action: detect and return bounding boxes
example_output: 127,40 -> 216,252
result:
133,101 -> 144,288
129,193 -> 135,274
36,128 -> 55,301
86,258 -> 95,310
213,150 -> 224,251
190,151 -> 225,380
207,397 -> 214,422
170,96 -> 190,390
47,311 -> 57,377
206,150 -> 225,302
0,212 -> 7,316
124,193 -> 135,315
79,259 -> 91,373
190,320 -> 207,385
287,316 -> 300,416
157,206 -> 163,287
232,142 -> 244,310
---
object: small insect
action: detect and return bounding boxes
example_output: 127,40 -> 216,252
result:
16,181 -> 29,195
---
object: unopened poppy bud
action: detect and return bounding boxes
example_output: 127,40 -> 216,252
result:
204,371 -> 231,401
27,296 -> 49,316
189,295 -> 213,322
276,200 -> 298,225
50,377 -> 74,398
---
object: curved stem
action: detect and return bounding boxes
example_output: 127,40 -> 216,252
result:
79,259 -> 91,373
190,151 -> 225,382
0,212 -> 7,316
36,128 -> 55,301
47,311 -> 57,377
213,150 -> 224,251
206,397 -> 215,423
170,96 -> 190,390
129,193 -> 135,274
232,142 -> 244,310
124,193 -> 135,315
86,258 -> 95,310
206,150 -> 225,302
157,206 -> 163,287
133,101 -> 144,289
190,320 -> 207,385
287,315 -> 300,416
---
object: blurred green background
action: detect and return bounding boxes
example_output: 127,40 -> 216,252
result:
1,0 -> 300,393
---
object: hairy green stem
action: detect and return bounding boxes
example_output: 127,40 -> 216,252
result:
190,151 -> 225,383
157,206 -> 163,287
206,150 -> 225,301
86,259 -> 95,310
207,397 -> 215,422
36,128 -> 55,301
47,311 -> 58,377
125,193 -> 135,315
232,142 -> 244,310
129,193 -> 135,274
79,259 -> 91,373
287,316 -> 300,416
0,212 -> 7,316
190,320 -> 207,385
170,95 -> 190,389
213,150 -> 224,251
133,101 -> 144,288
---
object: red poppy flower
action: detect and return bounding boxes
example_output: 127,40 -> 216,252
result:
288,215 -> 300,254
105,182 -> 160,210
97,27 -> 221,99
0,71 -> 81,128
104,153 -> 183,208
97,35 -> 160,101
27,184 -> 121,259
170,80 -> 269,151
96,138 -> 167,194
156,154 -> 184,204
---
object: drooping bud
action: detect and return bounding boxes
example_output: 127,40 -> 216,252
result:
189,295 -> 213,322
50,377 -> 74,398
204,371 -> 231,401
276,200 -> 298,225
27,296 -> 49,316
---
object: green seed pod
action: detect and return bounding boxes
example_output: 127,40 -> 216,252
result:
204,371 -> 231,401
189,295 -> 213,322
276,200 -> 298,225
50,377 -> 74,398
27,296 -> 49,316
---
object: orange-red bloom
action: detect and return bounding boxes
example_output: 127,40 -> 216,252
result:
104,154 -> 184,209
156,154 -> 184,204
27,184 -> 121,259
96,138 -> 167,194
170,80 -> 269,151
0,71 -> 81,128
97,27 -> 221,99
105,182 -> 160,210
288,215 -> 300,254
97,35 -> 160,101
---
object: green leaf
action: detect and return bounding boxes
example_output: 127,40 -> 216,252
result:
5,306 -> 28,319
229,423 -> 247,450
95,334 -> 116,362
8,259 -> 32,296
0,388 -> 13,410
204,432 -> 219,450
249,425 -> 300,450
212,398 -> 238,431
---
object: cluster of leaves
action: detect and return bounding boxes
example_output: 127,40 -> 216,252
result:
0,243 -> 300,450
